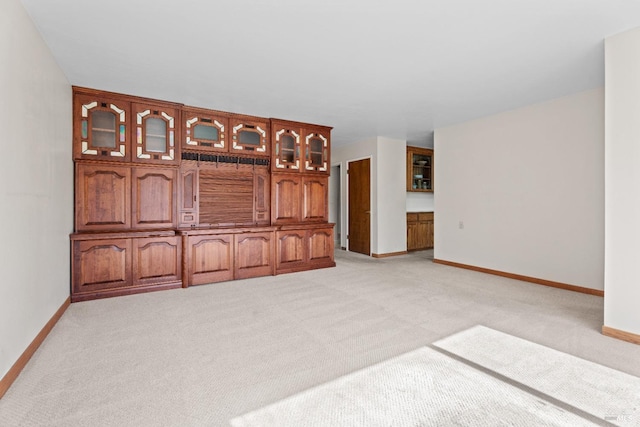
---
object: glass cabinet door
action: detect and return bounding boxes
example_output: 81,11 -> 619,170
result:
183,108 -> 228,153
133,103 -> 179,164
230,118 -> 269,156
74,93 -> 129,161
407,147 -> 433,192
272,122 -> 301,171
303,128 -> 330,173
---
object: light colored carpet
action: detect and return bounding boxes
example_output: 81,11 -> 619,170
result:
230,345 -> 600,427
434,325 -> 640,426
1,249 -> 640,426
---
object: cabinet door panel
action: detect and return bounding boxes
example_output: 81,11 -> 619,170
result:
254,171 -> 270,225
407,146 -> 433,192
230,117 -> 269,156
133,236 -> 181,286
303,176 -> 328,222
302,127 -> 330,173
73,239 -> 132,294
272,121 -> 302,172
276,230 -> 306,272
132,103 -> 180,165
132,167 -> 176,228
308,228 -> 335,264
179,162 -> 199,227
74,92 -> 130,161
75,164 -> 131,231
272,174 -> 301,224
183,107 -> 229,153
235,232 -> 274,279
188,234 -> 234,285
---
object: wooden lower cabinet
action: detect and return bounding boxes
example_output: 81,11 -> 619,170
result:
407,212 -> 434,251
276,225 -> 335,274
185,233 -> 234,286
181,227 -> 276,286
308,227 -> 335,266
71,231 -> 181,302
276,229 -> 307,272
235,232 -> 275,279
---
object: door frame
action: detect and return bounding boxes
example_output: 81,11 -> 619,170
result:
346,156 -> 372,255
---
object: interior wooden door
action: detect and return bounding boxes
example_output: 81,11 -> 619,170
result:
348,158 -> 370,255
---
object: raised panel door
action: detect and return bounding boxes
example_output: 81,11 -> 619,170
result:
234,232 -> 274,279
132,236 -> 181,286
302,176 -> 328,222
179,162 -> 199,227
276,230 -> 307,273
187,234 -> 234,285
75,163 -> 131,231
72,238 -> 132,296
271,174 -> 301,224
132,102 -> 180,165
254,170 -> 270,225
132,167 -> 177,229
308,227 -> 335,267
73,91 -> 130,161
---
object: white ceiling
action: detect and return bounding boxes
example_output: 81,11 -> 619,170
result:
19,0 -> 640,147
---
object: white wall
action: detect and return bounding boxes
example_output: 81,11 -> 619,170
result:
604,27 -> 640,335
0,0 -> 72,380
332,137 -> 407,255
435,88 -> 604,290
376,137 -> 407,255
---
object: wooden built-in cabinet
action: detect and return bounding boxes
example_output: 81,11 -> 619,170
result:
75,162 -> 176,232
271,120 -> 331,174
178,160 -> 270,228
407,212 -> 434,251
73,91 -> 130,162
407,146 -> 433,192
71,231 -> 181,302
230,116 -> 269,156
276,224 -> 335,274
180,227 -> 276,286
182,107 -> 228,153
271,174 -> 328,224
71,86 -> 335,301
132,102 -> 181,165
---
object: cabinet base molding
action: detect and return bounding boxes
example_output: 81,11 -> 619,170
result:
602,325 -> 640,345
433,259 -> 604,297
71,281 -> 182,303
372,251 -> 408,258
0,297 -> 70,399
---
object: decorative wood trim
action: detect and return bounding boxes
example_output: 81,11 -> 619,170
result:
0,297 -> 70,399
372,251 -> 408,258
433,259 -> 604,297
602,326 -> 640,345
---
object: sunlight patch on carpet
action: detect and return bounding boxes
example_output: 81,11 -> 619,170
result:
230,343 -> 600,426
433,325 -> 640,426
